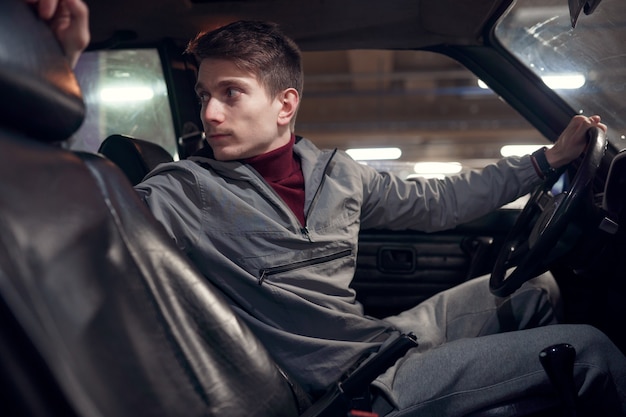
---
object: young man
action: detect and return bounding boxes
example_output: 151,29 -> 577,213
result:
34,1 -> 626,415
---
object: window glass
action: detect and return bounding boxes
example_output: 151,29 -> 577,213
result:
71,49 -> 178,159
495,0 -> 626,150
298,49 -> 543,181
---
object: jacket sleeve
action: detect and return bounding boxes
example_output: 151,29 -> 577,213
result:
134,161 -> 204,252
358,154 -> 541,232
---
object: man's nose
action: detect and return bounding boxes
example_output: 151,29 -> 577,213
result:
202,98 -> 225,123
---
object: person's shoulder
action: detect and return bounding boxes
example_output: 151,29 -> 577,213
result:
296,135 -> 379,178
147,159 -> 201,177
294,135 -> 352,163
135,160 -> 211,189
294,136 -> 319,152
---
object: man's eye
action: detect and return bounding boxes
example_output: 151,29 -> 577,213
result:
226,88 -> 240,98
198,93 -> 209,103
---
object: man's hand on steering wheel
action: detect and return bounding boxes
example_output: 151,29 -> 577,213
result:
545,114 -> 607,168
490,114 -> 608,298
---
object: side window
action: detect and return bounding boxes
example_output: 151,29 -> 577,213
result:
71,49 -> 178,159
298,50 -> 544,207
299,50 -> 543,176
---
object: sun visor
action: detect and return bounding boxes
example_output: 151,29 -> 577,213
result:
0,0 -> 85,143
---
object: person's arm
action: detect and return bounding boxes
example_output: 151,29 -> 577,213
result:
25,0 -> 90,68
359,154 -> 538,232
359,114 -> 608,232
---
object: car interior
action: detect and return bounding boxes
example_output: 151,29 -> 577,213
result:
1,0 -> 625,416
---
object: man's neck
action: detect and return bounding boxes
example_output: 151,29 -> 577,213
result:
242,134 -> 306,225
242,135 -> 297,181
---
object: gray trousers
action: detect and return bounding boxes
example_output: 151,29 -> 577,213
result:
372,273 -> 626,416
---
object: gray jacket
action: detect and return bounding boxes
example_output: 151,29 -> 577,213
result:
135,137 -> 539,394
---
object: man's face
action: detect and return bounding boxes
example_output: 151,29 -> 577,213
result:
195,58 -> 290,161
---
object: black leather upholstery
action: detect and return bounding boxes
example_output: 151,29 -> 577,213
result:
0,0 -> 84,142
99,134 -> 175,185
0,1 -> 300,416
0,141 -> 302,417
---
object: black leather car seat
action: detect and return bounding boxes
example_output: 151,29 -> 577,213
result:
98,134 -> 174,185
0,2 -> 301,416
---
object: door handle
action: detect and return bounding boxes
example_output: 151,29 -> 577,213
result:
377,247 -> 416,273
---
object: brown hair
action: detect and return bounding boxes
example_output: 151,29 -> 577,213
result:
186,21 -> 303,101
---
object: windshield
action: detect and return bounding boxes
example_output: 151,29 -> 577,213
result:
495,0 -> 626,149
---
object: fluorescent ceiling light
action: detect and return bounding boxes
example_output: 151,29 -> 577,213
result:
542,74 -> 586,90
346,147 -> 402,161
477,80 -> 490,89
100,86 -> 155,102
478,72 -> 585,90
500,144 -> 552,157
413,162 -> 462,175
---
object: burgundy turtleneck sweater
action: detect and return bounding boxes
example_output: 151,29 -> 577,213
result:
242,135 -> 306,226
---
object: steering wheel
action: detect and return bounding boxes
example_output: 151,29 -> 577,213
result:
489,126 -> 607,297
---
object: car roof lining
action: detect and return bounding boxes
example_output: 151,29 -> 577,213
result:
87,0 -> 513,50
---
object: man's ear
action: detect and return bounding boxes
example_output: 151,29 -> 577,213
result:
277,88 -> 299,127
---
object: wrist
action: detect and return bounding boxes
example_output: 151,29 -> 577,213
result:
531,147 -> 559,180
543,146 -> 564,168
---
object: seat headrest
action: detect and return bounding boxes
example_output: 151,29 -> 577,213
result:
0,0 -> 85,142
98,134 -> 175,185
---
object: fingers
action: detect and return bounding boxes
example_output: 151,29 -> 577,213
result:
49,0 -> 71,32
24,0 -> 90,68
50,0 -> 88,36
25,0 -> 58,20
588,115 -> 607,132
46,0 -> 90,67
545,114 -> 606,168
571,114 -> 606,133
572,114 -> 607,133
63,0 -> 90,67
561,115 -> 590,142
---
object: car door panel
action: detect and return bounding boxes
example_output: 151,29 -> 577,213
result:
353,208 -> 520,318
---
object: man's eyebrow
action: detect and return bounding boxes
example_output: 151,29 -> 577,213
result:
195,78 -> 251,93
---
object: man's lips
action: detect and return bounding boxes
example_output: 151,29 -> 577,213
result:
208,133 -> 230,140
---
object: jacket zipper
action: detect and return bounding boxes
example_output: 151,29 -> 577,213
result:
304,149 -> 338,223
246,148 -> 338,243
244,164 -> 309,239
300,226 -> 312,242
258,248 -> 352,285
298,149 -> 337,242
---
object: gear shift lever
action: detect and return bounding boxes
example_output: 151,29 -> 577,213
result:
539,343 -> 578,417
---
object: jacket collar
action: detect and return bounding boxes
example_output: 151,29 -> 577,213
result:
189,136 -> 336,188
